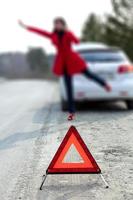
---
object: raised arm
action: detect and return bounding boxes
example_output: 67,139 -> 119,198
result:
68,31 -> 80,44
18,20 -> 52,39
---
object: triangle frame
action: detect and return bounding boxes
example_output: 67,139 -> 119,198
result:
47,126 -> 101,174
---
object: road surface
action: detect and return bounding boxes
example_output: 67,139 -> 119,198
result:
0,80 -> 133,200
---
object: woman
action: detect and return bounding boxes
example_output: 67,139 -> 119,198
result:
19,17 -> 111,121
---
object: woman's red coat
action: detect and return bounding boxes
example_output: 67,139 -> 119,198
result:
27,26 -> 87,76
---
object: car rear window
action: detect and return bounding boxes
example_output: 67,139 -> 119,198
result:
79,49 -> 128,63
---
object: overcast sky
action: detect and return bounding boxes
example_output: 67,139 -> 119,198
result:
0,0 -> 112,53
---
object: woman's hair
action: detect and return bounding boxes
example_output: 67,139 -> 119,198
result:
54,17 -> 67,27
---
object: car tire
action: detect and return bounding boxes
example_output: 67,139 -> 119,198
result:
61,99 -> 68,111
126,100 -> 133,110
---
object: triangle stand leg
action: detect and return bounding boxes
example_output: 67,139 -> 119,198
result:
40,173 -> 48,190
100,174 -> 109,189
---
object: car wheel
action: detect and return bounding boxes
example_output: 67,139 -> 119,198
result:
126,100 -> 133,110
61,99 -> 68,111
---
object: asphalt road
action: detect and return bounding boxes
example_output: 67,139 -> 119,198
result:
0,80 -> 133,200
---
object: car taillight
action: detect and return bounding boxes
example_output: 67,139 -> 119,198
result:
118,65 -> 133,74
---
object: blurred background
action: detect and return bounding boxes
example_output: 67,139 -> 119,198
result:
0,0 -> 132,80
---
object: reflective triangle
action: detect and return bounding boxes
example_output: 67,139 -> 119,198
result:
47,126 -> 101,174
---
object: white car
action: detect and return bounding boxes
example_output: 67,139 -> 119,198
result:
60,42 -> 133,110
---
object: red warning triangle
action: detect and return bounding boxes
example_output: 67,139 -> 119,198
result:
47,126 -> 101,174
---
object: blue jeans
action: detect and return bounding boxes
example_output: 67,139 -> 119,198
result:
63,69 -> 106,113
